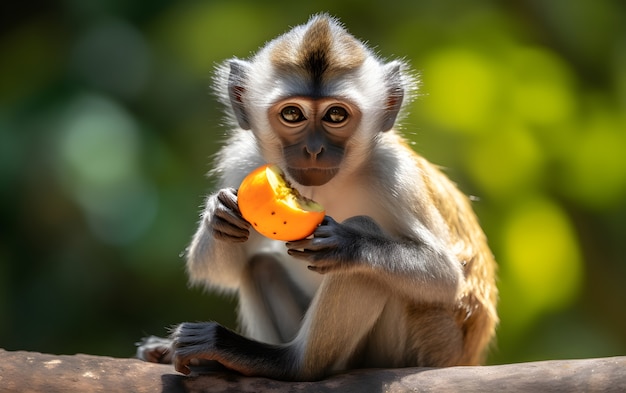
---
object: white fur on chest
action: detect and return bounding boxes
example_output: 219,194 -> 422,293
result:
298,176 -> 397,234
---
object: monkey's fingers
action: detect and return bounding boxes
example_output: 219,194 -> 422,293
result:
306,261 -> 336,274
285,238 -> 309,250
136,336 -> 173,364
211,216 -> 249,242
214,195 -> 249,226
286,249 -> 339,274
173,356 -> 192,375
310,223 -> 336,238
320,215 -> 339,227
287,246 -> 335,263
171,322 -> 217,375
286,248 -> 312,259
212,188 -> 249,227
286,235 -> 338,252
216,188 -> 241,213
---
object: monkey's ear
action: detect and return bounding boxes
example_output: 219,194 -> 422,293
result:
381,61 -> 405,132
228,59 -> 251,130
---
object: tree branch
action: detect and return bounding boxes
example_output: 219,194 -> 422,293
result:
0,349 -> 624,392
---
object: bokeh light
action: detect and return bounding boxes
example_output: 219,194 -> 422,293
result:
499,196 -> 583,336
55,93 -> 157,245
1,1 -> 625,364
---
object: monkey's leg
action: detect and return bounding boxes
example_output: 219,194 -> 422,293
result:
295,273 -> 389,378
406,305 -> 463,367
137,252 -> 307,363
172,273 -> 388,381
238,253 -> 311,344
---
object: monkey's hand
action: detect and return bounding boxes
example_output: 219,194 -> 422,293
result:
206,188 -> 250,243
171,322 -> 270,377
287,215 -> 384,274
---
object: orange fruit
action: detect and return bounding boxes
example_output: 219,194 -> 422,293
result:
238,164 -> 325,241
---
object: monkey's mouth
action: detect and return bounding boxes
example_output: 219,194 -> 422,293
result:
287,167 -> 339,187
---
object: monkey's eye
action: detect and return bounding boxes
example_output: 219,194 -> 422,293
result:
280,106 -> 306,123
323,107 -> 348,124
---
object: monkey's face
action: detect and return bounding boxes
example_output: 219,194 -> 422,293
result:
220,16 -> 407,187
268,97 -> 362,187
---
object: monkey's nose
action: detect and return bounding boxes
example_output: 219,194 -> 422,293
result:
304,144 -> 324,159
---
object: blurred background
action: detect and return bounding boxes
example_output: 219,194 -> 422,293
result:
1,0 -> 625,365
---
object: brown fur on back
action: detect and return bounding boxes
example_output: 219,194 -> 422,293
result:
415,153 -> 498,364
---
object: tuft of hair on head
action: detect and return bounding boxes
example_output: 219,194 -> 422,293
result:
268,14 -> 368,88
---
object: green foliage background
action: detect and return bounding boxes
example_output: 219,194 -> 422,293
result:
1,0 -> 625,364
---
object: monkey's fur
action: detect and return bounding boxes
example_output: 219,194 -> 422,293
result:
137,14 -> 498,381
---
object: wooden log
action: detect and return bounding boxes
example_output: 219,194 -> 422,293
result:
0,349 -> 624,392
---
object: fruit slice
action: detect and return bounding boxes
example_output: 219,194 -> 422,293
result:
238,164 -> 325,241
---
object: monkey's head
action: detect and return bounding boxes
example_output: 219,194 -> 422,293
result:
215,14 -> 415,187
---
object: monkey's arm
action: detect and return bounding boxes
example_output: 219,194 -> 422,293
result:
185,187 -> 252,290
287,215 -> 463,304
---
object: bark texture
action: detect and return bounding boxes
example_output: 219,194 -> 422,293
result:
0,349 -> 624,393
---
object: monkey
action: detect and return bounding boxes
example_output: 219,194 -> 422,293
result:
136,14 -> 498,381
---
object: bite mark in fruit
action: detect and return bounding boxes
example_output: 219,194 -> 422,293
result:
237,164 -> 325,241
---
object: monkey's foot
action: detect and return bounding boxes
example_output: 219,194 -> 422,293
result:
136,335 -> 173,364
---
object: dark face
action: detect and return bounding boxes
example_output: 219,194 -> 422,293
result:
268,97 -> 362,186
